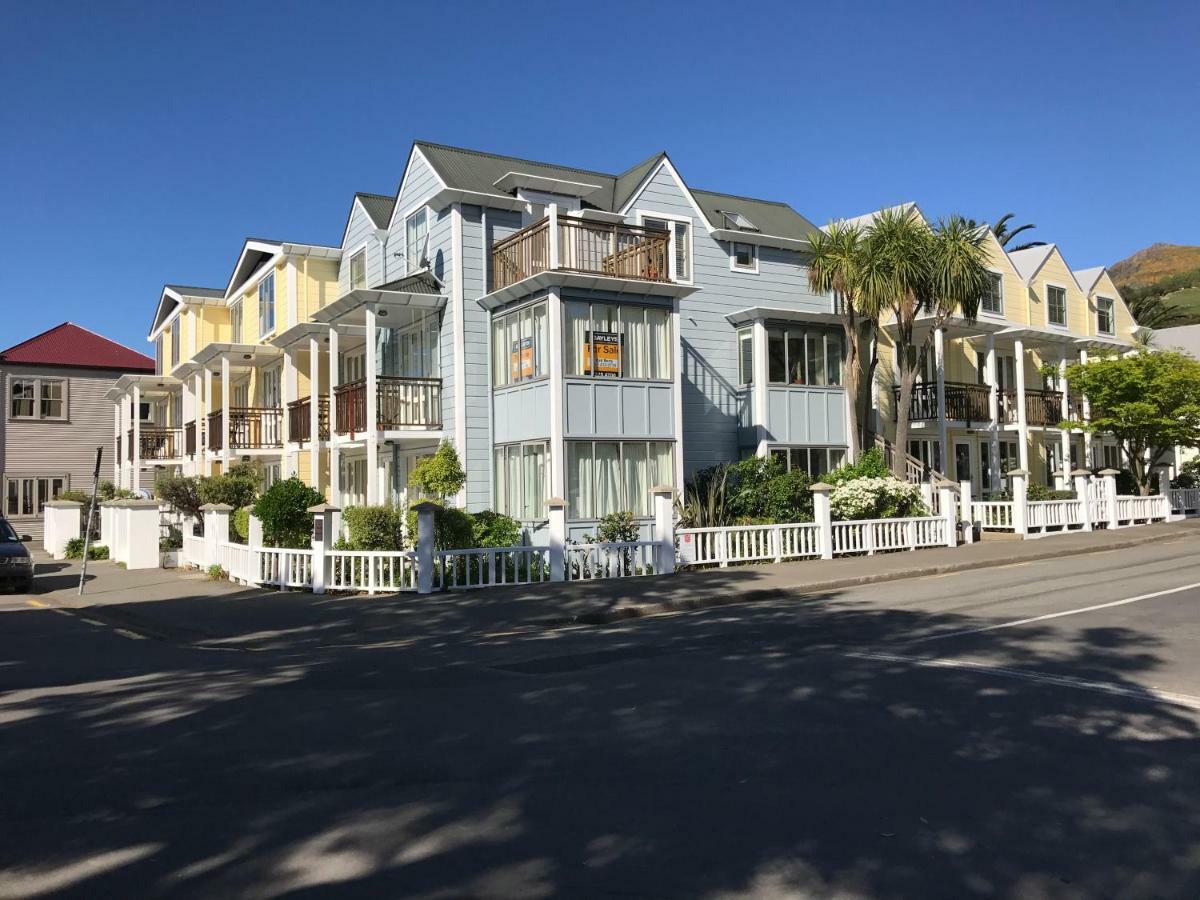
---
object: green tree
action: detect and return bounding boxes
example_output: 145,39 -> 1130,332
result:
155,473 -> 203,521
197,463 -> 259,510
250,477 -> 325,548
861,209 -> 991,478
1064,350 -> 1200,494
409,441 -> 466,502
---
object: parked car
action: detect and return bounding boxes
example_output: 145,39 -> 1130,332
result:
0,517 -> 34,593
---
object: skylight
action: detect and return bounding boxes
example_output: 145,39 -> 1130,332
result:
722,210 -> 759,232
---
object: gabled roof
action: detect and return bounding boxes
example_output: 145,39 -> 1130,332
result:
356,192 -> 394,229
824,202 -> 924,232
612,152 -> 667,212
693,188 -> 820,242
1072,266 -> 1107,295
0,322 -> 155,372
1007,244 -> 1057,283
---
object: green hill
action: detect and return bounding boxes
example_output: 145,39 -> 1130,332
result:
1111,244 -> 1200,326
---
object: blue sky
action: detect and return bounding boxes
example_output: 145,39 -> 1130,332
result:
1,0 -> 1197,354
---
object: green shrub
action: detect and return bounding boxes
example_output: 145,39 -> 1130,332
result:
1115,469 -> 1140,496
230,507 -> 250,544
1174,459 -> 1200,489
197,463 -> 259,511
64,538 -> 108,560
596,511 -> 640,543
99,480 -> 136,501
206,564 -> 226,580
343,505 -> 408,551
156,473 -> 203,521
1027,483 -> 1075,501
680,455 -> 813,527
406,502 -> 474,550
159,527 -> 183,551
825,447 -> 889,485
57,489 -> 91,505
829,477 -> 928,521
251,477 -> 324,549
409,442 -> 466,500
471,509 -> 523,548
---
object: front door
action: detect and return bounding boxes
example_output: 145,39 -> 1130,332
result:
954,440 -> 973,484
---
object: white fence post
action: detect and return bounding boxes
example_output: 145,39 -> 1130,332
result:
811,482 -> 833,560
959,480 -> 975,544
248,513 -> 263,550
307,503 -> 337,594
201,503 -> 232,569
547,497 -> 566,582
124,499 -> 161,570
413,501 -> 438,594
1100,468 -> 1120,529
1008,469 -> 1029,538
1072,469 -> 1093,532
1157,467 -> 1172,499
937,481 -> 958,547
919,482 -> 934,513
43,500 -> 82,559
651,485 -> 675,575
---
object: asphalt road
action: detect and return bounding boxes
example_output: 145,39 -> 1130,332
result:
3,538 -> 1200,898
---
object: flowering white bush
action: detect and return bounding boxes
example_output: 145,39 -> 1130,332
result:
829,477 -> 928,521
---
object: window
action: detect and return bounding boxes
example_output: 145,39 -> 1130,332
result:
1097,296 -> 1114,334
155,335 -> 164,375
170,321 -> 180,370
258,272 -> 276,337
3,475 -> 67,517
769,446 -> 847,479
348,248 -> 367,291
737,328 -> 754,385
339,457 -> 368,508
1103,444 -> 1120,469
731,242 -> 757,272
492,299 -> 548,387
230,300 -> 243,344
765,326 -> 842,386
406,208 -> 428,272
564,301 -> 671,380
981,272 -> 1004,315
1047,285 -> 1067,327
567,440 -> 673,519
642,216 -> 691,282
722,211 -> 758,231
379,314 -> 439,378
262,463 -> 281,491
493,441 -> 549,520
9,377 -> 65,420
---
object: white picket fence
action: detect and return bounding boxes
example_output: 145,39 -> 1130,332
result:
433,546 -> 550,590
566,541 -> 661,580
1026,499 -> 1086,531
973,501 -> 1015,531
967,489 -> 1171,536
1167,488 -> 1200,516
676,522 -> 822,567
831,516 -> 948,555
328,550 -> 418,594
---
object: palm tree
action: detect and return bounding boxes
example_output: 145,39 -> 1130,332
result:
1128,291 -> 1185,329
807,222 -> 870,460
861,209 -> 991,478
966,213 -> 1046,253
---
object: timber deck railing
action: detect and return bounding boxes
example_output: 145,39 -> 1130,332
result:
334,376 -> 441,436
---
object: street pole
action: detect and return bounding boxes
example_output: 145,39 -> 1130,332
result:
78,447 -> 103,596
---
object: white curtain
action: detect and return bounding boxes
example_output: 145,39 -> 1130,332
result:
522,443 -> 546,520
565,302 -> 589,376
621,305 -> 646,379
594,442 -> 621,518
505,446 -> 520,518
493,449 -> 507,515
622,442 -> 648,516
649,442 -> 673,492
567,442 -> 593,518
647,307 -> 670,379
532,302 -> 548,378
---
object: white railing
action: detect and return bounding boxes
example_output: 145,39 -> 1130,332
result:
433,546 -> 551,590
1027,499 -> 1085,531
182,532 -> 205,567
1115,495 -> 1170,523
255,547 -> 314,588
1168,488 -> 1200,514
830,516 -> 947,556
677,522 -> 822,567
328,550 -> 418,594
219,542 -> 254,583
567,541 -> 659,580
973,501 -> 1014,530
1090,495 -> 1110,524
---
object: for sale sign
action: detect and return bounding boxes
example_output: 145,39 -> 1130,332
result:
584,331 -> 621,377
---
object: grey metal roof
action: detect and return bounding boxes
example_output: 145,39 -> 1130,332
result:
1008,244 -> 1057,283
375,271 -> 444,295
692,188 -> 820,241
1072,266 -> 1106,294
356,192 -> 394,229
164,284 -> 225,299
611,152 -> 667,211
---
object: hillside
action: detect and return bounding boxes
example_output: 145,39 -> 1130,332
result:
1111,243 -> 1200,287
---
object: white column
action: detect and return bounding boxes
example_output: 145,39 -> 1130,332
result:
112,400 -> 121,484
220,355 -> 231,470
1058,351 -> 1071,489
959,479 -> 975,544
986,333 -> 1000,491
414,501 -> 438,594
202,367 -> 213,476
812,483 -> 833,560
308,503 -> 337,594
132,383 -> 142,494
752,319 -> 769,457
938,482 -> 958,547
547,203 -> 560,269
1014,337 -> 1029,472
1100,468 -> 1120,529
1073,470 -> 1093,532
652,485 -> 676,575
328,326 -> 340,507
282,347 -> 297,477
548,287 -> 565,497
671,297 -> 685,488
309,334 -> 321,489
1009,469 -> 1028,537
1080,348 -> 1094,467
934,327 -> 947,474
365,304 -> 379,505
547,497 -> 566,582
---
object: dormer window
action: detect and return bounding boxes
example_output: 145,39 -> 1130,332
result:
1097,296 -> 1115,334
349,248 -> 367,291
258,271 -> 276,337
1047,285 -> 1066,327
731,242 -> 758,273
981,272 -> 1004,315
722,210 -> 759,232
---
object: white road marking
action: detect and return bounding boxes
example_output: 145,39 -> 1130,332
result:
905,580 -> 1200,644
849,650 -> 1200,712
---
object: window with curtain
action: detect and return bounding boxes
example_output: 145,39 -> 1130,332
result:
9,378 -> 65,420
764,326 -> 843,386
258,272 -> 275,337
9,379 -> 35,418
564,301 -> 671,379
1047,285 -> 1067,326
737,328 -> 754,385
379,315 -> 439,378
641,216 -> 691,281
406,208 -> 428,271
1097,297 -> 1114,334
349,248 -> 367,290
566,440 -> 673,519
3,475 -> 67,517
491,299 -> 548,387
493,441 -> 549,520
770,446 -> 847,480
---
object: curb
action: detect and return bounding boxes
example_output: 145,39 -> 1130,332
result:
527,527 -> 1197,629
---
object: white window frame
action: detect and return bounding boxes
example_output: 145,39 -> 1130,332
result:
565,439 -> 675,520
8,376 -> 67,422
229,299 -> 243,344
1096,296 -> 1115,335
258,271 -> 276,338
980,271 -> 1005,317
730,241 -> 759,274
170,320 -> 181,369
635,210 -> 694,285
765,325 -> 844,387
493,440 -> 551,522
1045,283 -> 1068,329
563,299 -> 673,381
491,298 -> 549,388
737,327 -> 754,386
405,207 -> 429,273
347,243 -> 368,291
768,445 -> 847,479
3,474 -> 69,517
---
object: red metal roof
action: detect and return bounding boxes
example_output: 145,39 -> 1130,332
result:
0,322 -> 155,372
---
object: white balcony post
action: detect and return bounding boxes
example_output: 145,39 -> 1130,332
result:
112,400 -> 121,484
652,485 -> 675,575
307,503 -> 338,594
1014,337 -> 1029,472
1058,351 -> 1071,489
131,383 -> 142,494
959,479 -> 975,544
413,501 -> 438,594
752,318 -> 769,457
202,502 -> 231,569
1009,469 -> 1029,537
328,326 -> 340,508
1073,469 -> 1093,531
308,334 -> 320,456
282,347 -> 296,477
934,326 -> 948,468
548,203 -> 560,270
547,497 -> 566,582
202,367 -> 213,476
811,482 -> 833,559
1100,468 -> 1120,529
220,355 -> 231,471
365,304 -> 379,505
986,332 -> 1000,491
938,481 -> 958,547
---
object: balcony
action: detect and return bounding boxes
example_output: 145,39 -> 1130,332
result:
491,216 -> 671,293
127,426 -> 183,461
334,376 -> 441,436
207,408 -> 283,451
184,421 -> 197,457
1000,389 -> 1064,427
287,396 -> 330,443
892,382 -> 991,424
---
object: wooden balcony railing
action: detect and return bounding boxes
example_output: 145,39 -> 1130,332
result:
206,408 -> 283,450
334,376 -> 442,436
892,382 -> 992,424
490,216 -> 671,292
287,396 -> 330,443
184,421 -> 196,457
127,427 -> 182,460
1000,389 -> 1064,427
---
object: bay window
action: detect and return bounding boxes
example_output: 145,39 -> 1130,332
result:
493,441 -> 549,520
567,440 -> 673,518
765,326 -> 843,386
492,299 -> 548,387
564,300 -> 671,379
737,328 -> 754,385
258,272 -> 276,337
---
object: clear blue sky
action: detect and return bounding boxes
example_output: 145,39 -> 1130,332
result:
2,0 -> 1196,354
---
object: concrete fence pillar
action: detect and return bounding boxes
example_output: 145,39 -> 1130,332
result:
919,482 -> 934,513
651,485 -> 675,575
546,497 -> 566,582
248,513 -> 263,550
43,500 -> 82,559
811,482 -> 833,560
123,499 -> 161,570
1008,469 -> 1029,538
959,480 -> 975,544
1072,469 -> 1093,532
201,502 -> 232,569
937,481 -> 958,547
1099,468 -> 1120,529
306,503 -> 338,594
1157,467 -> 1172,498
413,501 -> 438,594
